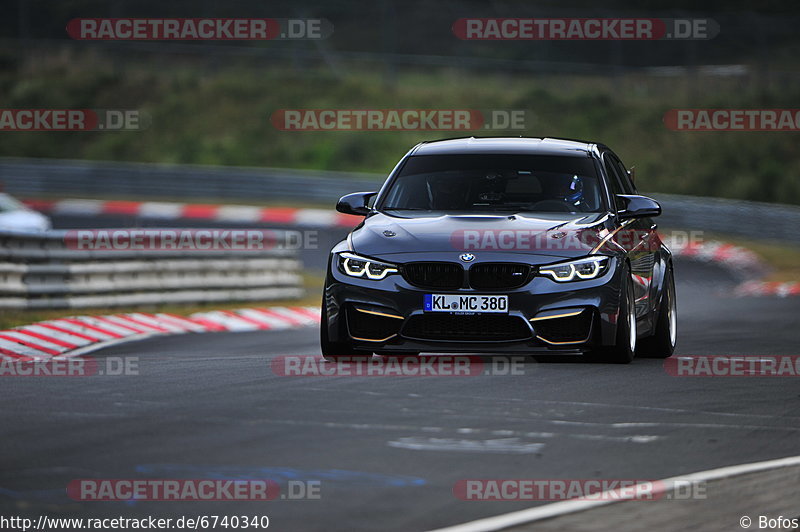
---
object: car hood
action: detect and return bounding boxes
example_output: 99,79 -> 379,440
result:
350,212 -> 609,260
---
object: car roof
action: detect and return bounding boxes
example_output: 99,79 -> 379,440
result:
410,137 -> 602,157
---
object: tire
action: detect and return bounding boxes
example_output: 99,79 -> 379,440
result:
585,271 -> 637,364
637,266 -> 677,359
320,303 -> 370,361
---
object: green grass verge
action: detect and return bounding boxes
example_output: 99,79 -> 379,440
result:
4,46 -> 800,205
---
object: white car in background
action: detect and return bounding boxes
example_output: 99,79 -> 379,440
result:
0,193 -> 51,232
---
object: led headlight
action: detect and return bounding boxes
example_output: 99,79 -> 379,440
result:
538,256 -> 610,282
338,252 -> 398,280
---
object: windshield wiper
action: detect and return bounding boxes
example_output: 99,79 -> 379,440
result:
477,205 -> 534,211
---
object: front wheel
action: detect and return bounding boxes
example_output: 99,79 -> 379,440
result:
585,273 -> 637,364
637,266 -> 677,358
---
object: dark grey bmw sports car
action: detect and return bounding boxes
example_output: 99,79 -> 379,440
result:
321,137 -> 676,363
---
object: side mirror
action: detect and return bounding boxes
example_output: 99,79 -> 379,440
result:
336,191 -> 377,216
617,194 -> 661,219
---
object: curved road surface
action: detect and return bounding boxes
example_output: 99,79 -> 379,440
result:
1,235 -> 799,530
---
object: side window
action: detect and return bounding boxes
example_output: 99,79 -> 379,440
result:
610,154 -> 636,194
602,154 -> 627,211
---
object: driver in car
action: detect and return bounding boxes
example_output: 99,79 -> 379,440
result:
428,176 -> 469,210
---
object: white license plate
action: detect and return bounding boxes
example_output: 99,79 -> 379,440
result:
424,294 -> 508,313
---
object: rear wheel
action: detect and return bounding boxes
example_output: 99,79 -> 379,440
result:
585,272 -> 637,364
637,266 -> 676,358
320,303 -> 370,361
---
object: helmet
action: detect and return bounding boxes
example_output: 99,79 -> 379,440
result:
564,175 -> 584,204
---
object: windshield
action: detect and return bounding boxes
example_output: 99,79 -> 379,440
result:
379,154 -> 604,214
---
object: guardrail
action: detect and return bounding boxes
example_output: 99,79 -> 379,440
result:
651,192 -> 800,245
3,157 -> 800,244
0,157 -> 383,204
0,230 -> 303,309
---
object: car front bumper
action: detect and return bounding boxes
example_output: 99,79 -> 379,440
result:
323,254 -> 626,354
